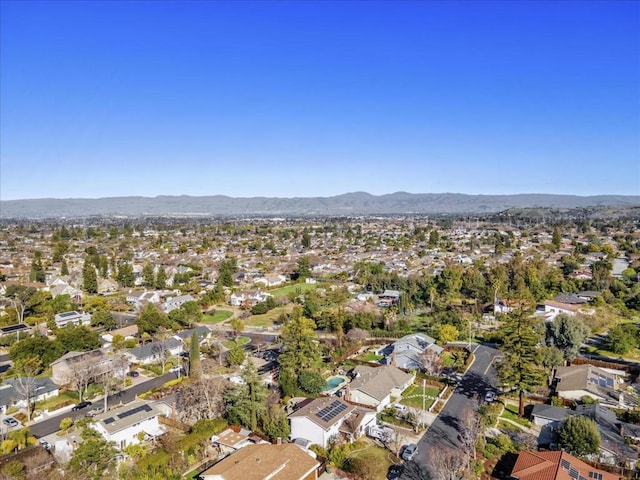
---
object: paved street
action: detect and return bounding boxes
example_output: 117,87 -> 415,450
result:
401,344 -> 499,479
29,372 -> 176,438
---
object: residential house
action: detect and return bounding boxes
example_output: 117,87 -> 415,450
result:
573,404 -> 638,467
199,443 -> 320,480
101,325 -> 139,344
173,326 -> 212,345
388,333 -> 443,371
531,404 -> 576,429
510,450 -> 620,480
125,290 -> 161,309
91,400 -> 165,449
0,377 -> 59,414
51,349 -> 129,386
254,274 -> 287,288
53,311 -> 91,328
229,289 -> 271,307
97,278 -> 119,295
0,323 -> 30,338
377,290 -> 401,307
543,300 -> 581,319
123,337 -> 183,365
288,397 -> 376,448
211,427 -> 264,457
553,364 -> 622,406
346,365 -> 414,411
161,294 -> 195,313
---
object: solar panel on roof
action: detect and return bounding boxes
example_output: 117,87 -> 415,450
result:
569,468 -> 579,479
117,404 -> 152,419
103,418 -> 115,424
561,459 -> 571,470
315,400 -> 348,422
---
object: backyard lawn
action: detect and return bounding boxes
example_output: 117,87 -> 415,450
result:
358,352 -> 384,362
346,444 -> 394,480
244,304 -> 295,328
201,309 -> 234,324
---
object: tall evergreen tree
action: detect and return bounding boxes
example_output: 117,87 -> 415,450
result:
155,266 -> 167,289
117,262 -> 135,287
29,251 -> 45,283
83,260 -> 98,294
61,258 -> 69,276
142,262 -> 155,287
189,331 -> 201,380
496,305 -> 546,416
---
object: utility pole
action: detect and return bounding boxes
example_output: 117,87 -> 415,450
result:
422,378 -> 426,412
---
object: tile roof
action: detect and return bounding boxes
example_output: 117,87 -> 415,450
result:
511,451 -> 620,480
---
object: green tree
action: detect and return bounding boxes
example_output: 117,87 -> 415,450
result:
428,230 -> 439,248
297,369 -> 325,395
606,323 -> 638,355
29,251 -> 45,283
218,257 -> 238,287
1,460 -> 26,479
136,302 -> 170,335
496,308 -> 546,416
557,416 -> 601,456
302,232 -> 311,249
83,260 -> 98,294
546,314 -> 589,362
230,318 -> 244,339
117,262 -> 135,288
296,256 -> 311,280
168,301 -> 202,328
142,262 -> 155,287
10,336 -> 63,370
61,258 -> 69,276
69,427 -> 117,480
55,326 -> 101,352
552,226 -> 562,250
224,360 -> 267,431
189,331 -> 201,380
90,309 -> 116,330
227,344 -> 245,366
437,324 -> 459,344
155,266 -> 167,289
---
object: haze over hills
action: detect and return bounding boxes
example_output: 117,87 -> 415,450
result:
1,192 -> 639,219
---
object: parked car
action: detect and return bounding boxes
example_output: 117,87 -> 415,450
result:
127,371 -> 140,377
401,443 -> 418,462
387,464 -> 404,480
85,407 -> 104,417
72,401 -> 92,411
39,440 -> 51,451
484,391 -> 497,403
169,365 -> 182,374
392,404 -> 408,417
2,417 -> 19,428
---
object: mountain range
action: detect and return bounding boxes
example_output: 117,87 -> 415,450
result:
1,192 -> 639,218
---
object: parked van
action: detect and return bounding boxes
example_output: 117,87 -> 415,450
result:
366,424 -> 396,443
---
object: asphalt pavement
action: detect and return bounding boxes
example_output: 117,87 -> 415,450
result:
29,372 -> 177,438
401,344 -> 499,480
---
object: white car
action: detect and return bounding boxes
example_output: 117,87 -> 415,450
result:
484,391 -> 497,402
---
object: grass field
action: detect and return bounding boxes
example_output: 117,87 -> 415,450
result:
583,345 -> 640,360
223,336 -> 251,349
346,444 -> 394,480
358,352 -> 384,362
36,390 -> 79,412
201,309 -> 233,324
266,282 -> 319,297
399,384 -> 440,410
244,304 -> 295,327
500,403 -> 532,428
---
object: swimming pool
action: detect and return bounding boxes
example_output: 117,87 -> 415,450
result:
323,375 -> 347,391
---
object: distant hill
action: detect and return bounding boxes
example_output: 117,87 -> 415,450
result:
1,192 -> 639,218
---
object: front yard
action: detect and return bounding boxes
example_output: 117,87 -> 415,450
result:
201,309 -> 234,324
400,384 -> 441,410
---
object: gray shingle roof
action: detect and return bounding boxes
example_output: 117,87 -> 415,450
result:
349,365 -> 413,401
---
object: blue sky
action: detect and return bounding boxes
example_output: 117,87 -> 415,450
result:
1,0 -> 638,200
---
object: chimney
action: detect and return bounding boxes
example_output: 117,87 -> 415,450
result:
391,351 -> 397,367
276,437 -> 282,445
171,401 -> 177,420
344,385 -> 351,402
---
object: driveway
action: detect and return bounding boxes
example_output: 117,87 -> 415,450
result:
401,344 -> 499,479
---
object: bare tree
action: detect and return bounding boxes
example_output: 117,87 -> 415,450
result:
420,349 -> 444,377
176,375 -> 228,423
70,363 -> 95,403
346,328 -> 369,345
13,357 -> 41,422
152,328 -> 172,374
429,445 -> 466,480
458,405 -> 483,467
